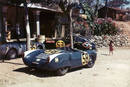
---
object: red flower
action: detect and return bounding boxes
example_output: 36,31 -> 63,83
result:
97,18 -> 103,24
107,17 -> 112,22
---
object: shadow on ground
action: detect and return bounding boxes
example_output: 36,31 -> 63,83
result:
13,66 -> 85,77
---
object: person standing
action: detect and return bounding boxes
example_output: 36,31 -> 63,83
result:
109,40 -> 114,55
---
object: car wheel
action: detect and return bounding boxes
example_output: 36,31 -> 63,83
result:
86,57 -> 95,68
6,49 -> 17,59
56,67 -> 69,76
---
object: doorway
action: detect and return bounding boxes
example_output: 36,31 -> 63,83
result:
40,11 -> 56,38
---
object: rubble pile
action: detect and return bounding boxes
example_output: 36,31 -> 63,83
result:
89,35 -> 129,48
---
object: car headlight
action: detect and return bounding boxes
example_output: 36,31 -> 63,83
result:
36,58 -> 41,62
55,57 -> 59,63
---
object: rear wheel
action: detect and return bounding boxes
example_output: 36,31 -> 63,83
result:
6,49 -> 17,59
56,67 -> 69,76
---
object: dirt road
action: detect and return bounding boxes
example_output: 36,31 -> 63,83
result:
0,48 -> 130,87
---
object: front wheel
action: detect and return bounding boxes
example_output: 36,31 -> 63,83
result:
86,57 -> 95,68
6,49 -> 17,60
56,67 -> 69,76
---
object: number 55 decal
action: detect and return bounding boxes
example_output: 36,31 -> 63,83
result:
56,40 -> 65,48
81,52 -> 90,65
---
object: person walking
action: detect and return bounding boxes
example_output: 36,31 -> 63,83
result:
109,40 -> 114,55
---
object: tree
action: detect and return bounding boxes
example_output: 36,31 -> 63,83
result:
80,0 -> 100,35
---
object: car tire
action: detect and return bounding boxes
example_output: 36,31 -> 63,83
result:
6,49 -> 17,59
56,67 -> 69,76
86,57 -> 95,68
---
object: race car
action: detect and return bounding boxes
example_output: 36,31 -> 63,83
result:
0,41 -> 45,60
22,39 -> 97,76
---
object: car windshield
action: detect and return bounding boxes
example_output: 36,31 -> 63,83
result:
44,35 -> 93,51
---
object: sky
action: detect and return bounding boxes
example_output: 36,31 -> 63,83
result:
124,0 -> 130,8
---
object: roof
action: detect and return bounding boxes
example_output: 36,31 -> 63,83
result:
0,0 -> 80,13
20,3 -> 63,13
0,0 -> 79,5
99,6 -> 129,13
108,7 -> 128,12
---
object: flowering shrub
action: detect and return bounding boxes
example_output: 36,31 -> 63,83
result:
94,18 -> 120,35
73,17 -> 91,36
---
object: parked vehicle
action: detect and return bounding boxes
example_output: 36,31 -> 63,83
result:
22,36 -> 97,76
0,41 -> 45,60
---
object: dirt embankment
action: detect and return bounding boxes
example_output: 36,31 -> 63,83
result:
115,21 -> 130,45
115,21 -> 130,36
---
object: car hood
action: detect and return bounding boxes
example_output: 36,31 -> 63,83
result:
24,49 -> 65,61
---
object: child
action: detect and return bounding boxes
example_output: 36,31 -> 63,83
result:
109,40 -> 114,55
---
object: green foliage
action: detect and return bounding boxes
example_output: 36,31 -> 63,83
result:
94,18 -> 119,35
80,2 -> 120,36
82,3 -> 95,30
81,2 -> 99,35
73,20 -> 87,36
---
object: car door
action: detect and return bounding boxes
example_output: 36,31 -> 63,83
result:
69,50 -> 82,68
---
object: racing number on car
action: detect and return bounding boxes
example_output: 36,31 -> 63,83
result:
45,49 -> 60,54
81,52 -> 90,65
56,40 -> 65,48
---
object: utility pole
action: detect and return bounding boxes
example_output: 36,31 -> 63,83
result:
70,8 -> 74,49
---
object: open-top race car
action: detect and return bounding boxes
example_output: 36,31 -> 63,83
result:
22,35 -> 97,76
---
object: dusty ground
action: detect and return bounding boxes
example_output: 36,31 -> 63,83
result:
0,48 -> 130,87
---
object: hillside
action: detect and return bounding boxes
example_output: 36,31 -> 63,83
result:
115,21 -> 130,45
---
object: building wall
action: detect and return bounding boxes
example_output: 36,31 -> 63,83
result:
6,6 -> 26,39
98,7 -> 117,19
0,5 -> 5,44
98,7 -> 128,21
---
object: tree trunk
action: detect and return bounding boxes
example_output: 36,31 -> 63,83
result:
94,0 -> 99,17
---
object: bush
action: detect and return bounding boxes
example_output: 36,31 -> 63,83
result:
94,18 -> 120,35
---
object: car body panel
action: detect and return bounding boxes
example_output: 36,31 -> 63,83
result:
23,48 -> 97,71
69,51 -> 82,67
0,41 -> 45,59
